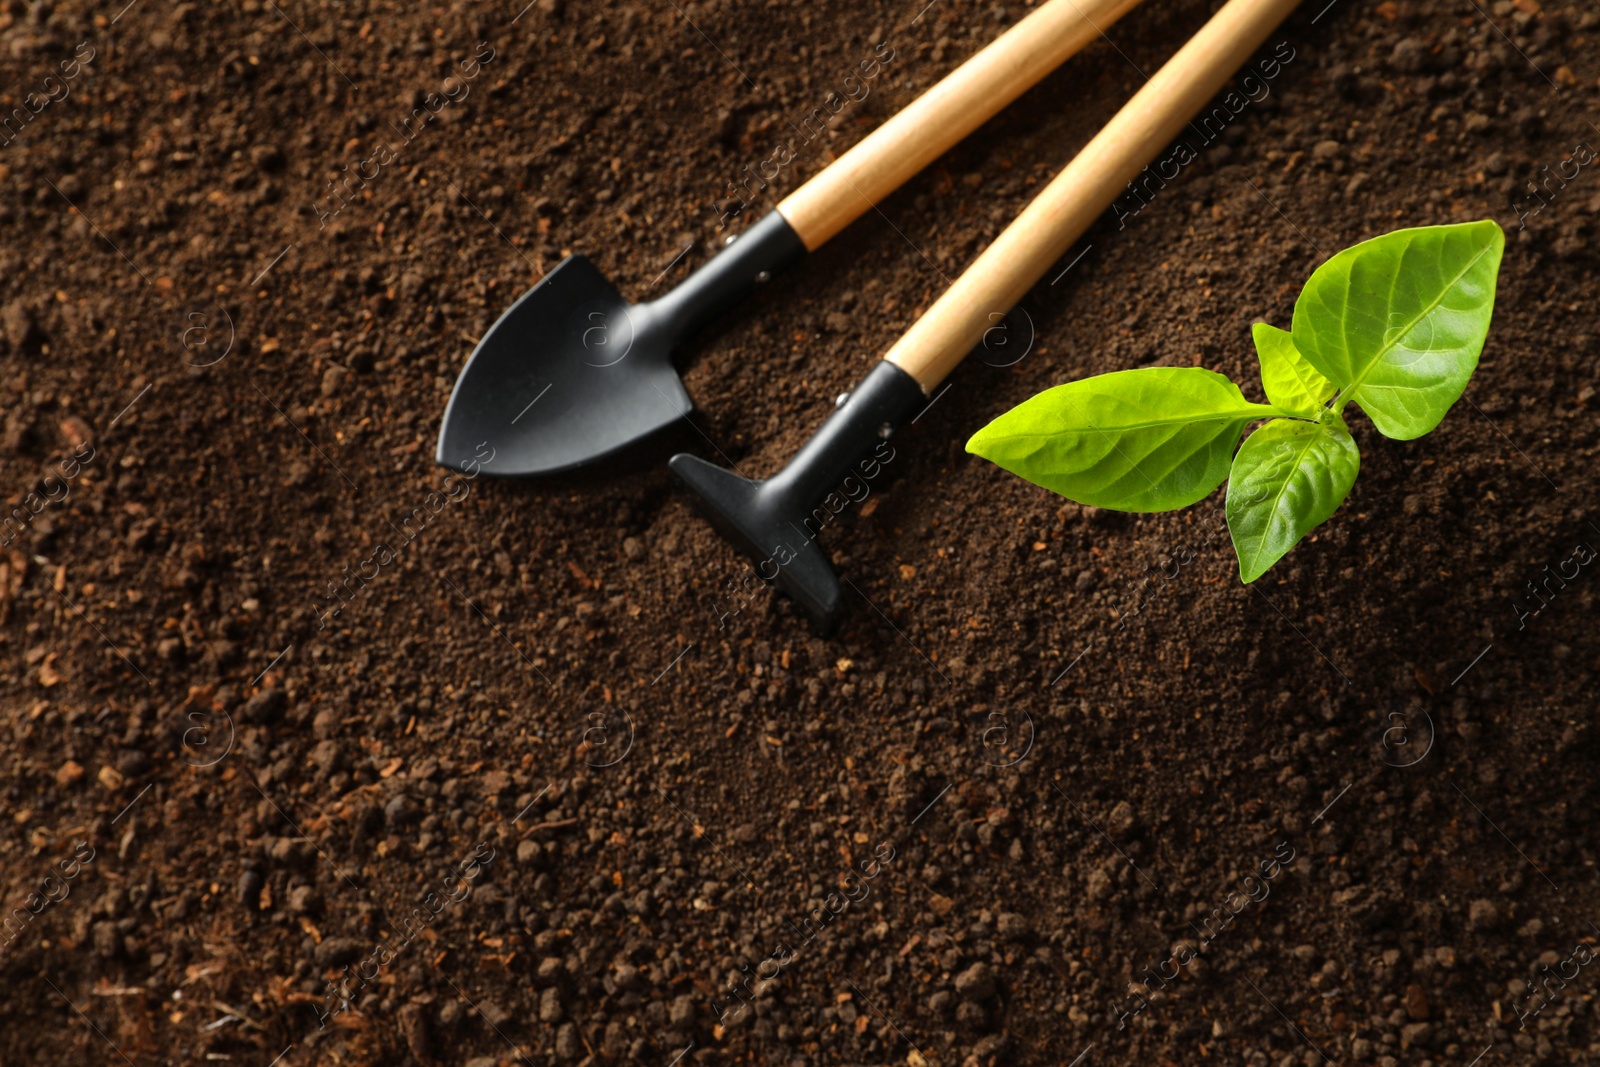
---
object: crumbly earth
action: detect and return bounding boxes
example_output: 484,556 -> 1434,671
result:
1,0 -> 1597,1064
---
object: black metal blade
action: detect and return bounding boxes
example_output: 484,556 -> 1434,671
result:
436,255 -> 688,477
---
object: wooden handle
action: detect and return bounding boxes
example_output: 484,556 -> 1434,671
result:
886,0 -> 1302,391
776,0 -> 1145,251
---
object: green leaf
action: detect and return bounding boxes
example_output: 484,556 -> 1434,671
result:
966,368 -> 1277,512
1226,415 -> 1360,582
1253,322 -> 1334,418
1291,220 -> 1505,440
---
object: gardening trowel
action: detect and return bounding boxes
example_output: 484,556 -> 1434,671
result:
436,0 -> 1147,476
671,0 -> 1304,633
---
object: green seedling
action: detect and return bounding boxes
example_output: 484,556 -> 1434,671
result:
968,220 -> 1506,581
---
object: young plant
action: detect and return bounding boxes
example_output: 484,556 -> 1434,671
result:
967,220 -> 1506,581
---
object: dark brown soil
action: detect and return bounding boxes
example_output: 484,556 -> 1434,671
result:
2,0 -> 1599,1064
